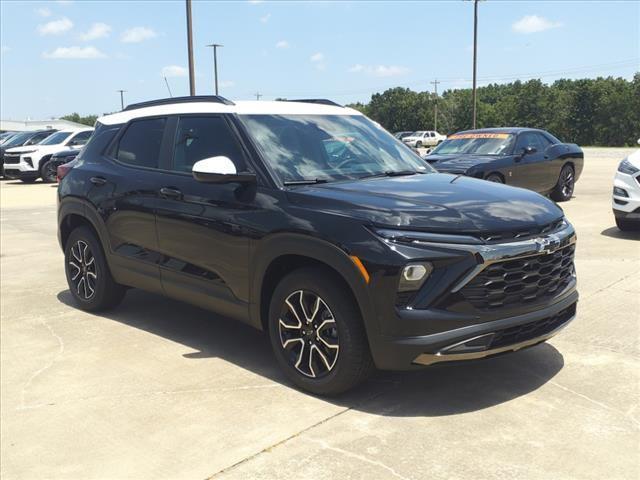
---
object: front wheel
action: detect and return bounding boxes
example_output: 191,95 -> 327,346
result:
416,141 -> 423,148
64,226 -> 126,311
616,217 -> 640,232
485,173 -> 504,184
268,267 -> 374,395
41,159 -> 59,183
550,164 -> 575,202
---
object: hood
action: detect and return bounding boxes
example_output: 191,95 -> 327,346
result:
424,154 -> 500,169
5,145 -> 61,155
288,173 -> 563,233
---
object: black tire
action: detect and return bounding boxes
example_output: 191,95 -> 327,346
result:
616,217 -> 640,232
550,164 -> 575,202
485,173 -> 504,183
41,159 -> 58,183
268,267 -> 374,395
416,141 -> 423,148
20,177 -> 37,183
64,226 -> 126,311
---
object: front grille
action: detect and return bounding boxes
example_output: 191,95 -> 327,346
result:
460,244 -> 575,310
3,154 -> 20,164
489,303 -> 576,349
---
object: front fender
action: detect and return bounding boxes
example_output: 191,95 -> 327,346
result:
249,233 -> 377,337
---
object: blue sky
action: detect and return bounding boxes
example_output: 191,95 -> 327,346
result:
0,0 -> 638,119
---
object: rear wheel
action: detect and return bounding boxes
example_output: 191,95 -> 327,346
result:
485,173 -> 504,183
268,267 -> 374,395
550,164 -> 575,202
64,226 -> 126,311
41,159 -> 58,183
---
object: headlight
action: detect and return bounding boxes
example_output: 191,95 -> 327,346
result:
618,158 -> 639,175
613,187 -> 629,197
398,262 -> 433,292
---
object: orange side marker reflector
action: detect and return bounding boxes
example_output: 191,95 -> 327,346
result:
350,256 -> 370,284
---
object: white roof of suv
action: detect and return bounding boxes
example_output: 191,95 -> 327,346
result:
99,99 -> 362,126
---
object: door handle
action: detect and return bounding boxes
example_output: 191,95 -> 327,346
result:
160,187 -> 183,199
90,176 -> 106,186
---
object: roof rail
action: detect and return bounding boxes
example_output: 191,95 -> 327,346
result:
280,99 -> 343,107
123,95 -> 235,111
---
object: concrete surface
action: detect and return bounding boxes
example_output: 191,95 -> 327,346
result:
1,147 -> 639,480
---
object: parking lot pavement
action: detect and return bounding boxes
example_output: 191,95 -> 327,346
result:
1,147 -> 638,480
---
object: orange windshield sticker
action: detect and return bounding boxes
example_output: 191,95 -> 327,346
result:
449,133 -> 510,140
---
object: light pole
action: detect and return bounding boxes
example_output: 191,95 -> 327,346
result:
117,89 -> 126,110
430,79 -> 440,131
206,43 -> 223,95
185,0 -> 196,96
471,0 -> 479,129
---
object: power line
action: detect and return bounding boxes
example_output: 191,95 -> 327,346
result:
164,76 -> 173,98
255,92 -> 263,100
206,43 -> 223,95
185,0 -> 196,96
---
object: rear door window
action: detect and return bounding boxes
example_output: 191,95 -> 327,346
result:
116,118 -> 167,169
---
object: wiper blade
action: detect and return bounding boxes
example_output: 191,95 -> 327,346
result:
360,170 -> 421,180
283,178 -> 329,186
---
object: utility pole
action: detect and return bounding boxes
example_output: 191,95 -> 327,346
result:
206,44 -> 223,95
185,0 -> 196,96
117,89 -> 126,110
472,0 -> 479,129
430,79 -> 440,131
255,92 -> 263,101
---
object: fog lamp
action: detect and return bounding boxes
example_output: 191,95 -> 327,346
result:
398,262 -> 433,292
613,186 -> 629,198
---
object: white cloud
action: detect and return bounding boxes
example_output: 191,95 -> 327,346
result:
512,15 -> 563,34
37,17 -> 73,35
248,0 -> 264,4
1,45 -> 10,54
348,64 -> 410,77
79,23 -> 111,41
56,0 -> 74,4
260,13 -> 271,23
275,40 -> 289,48
35,7 -> 52,17
121,26 -> 157,43
310,52 -> 325,70
43,46 -> 106,59
161,65 -> 188,77
220,80 -> 235,88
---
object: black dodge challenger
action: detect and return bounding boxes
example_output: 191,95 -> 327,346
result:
424,128 -> 583,201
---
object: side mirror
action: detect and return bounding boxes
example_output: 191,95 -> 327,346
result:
192,156 -> 256,184
523,146 -> 537,155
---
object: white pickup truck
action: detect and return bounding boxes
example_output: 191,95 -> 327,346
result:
402,130 -> 446,148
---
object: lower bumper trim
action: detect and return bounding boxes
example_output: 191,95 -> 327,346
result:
413,305 -> 575,366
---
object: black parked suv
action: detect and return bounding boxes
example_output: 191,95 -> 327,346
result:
58,97 -> 578,395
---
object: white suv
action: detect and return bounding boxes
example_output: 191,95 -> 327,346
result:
3,128 -> 93,183
612,145 -> 640,231
402,130 -> 446,148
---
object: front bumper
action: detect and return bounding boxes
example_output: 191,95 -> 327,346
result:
366,220 -> 578,370
612,170 -> 640,215
2,155 -> 39,179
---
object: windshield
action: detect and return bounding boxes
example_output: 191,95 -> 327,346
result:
239,114 -> 433,183
3,132 -> 34,148
39,131 -> 72,145
412,131 -> 425,137
431,133 -> 515,155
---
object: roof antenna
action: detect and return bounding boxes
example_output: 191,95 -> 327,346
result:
164,76 -> 173,97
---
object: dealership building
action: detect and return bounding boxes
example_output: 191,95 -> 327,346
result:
0,118 -> 87,132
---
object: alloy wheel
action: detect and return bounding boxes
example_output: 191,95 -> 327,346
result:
278,290 -> 339,378
68,240 -> 97,300
42,162 -> 57,183
561,168 -> 574,197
